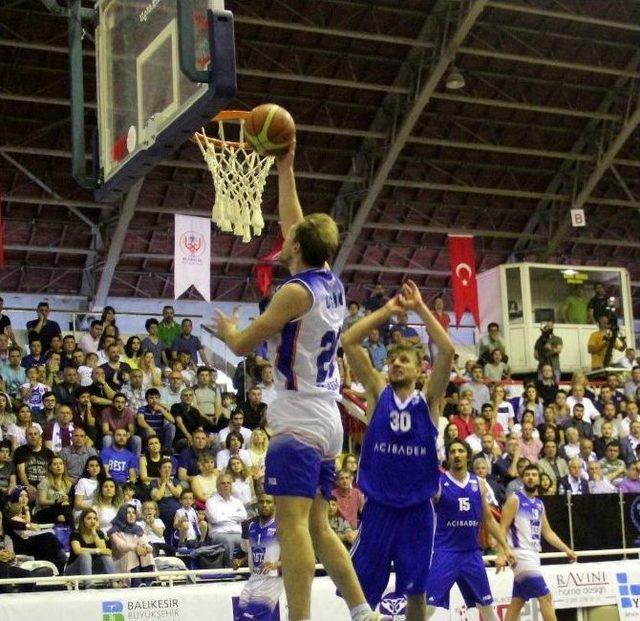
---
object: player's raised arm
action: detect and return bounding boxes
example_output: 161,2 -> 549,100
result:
341,296 -> 404,408
275,143 -> 303,238
541,511 -> 578,563
400,280 -> 455,414
207,283 -> 312,357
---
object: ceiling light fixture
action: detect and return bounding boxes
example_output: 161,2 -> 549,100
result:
445,65 -> 465,90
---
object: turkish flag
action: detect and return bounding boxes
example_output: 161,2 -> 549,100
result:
448,235 -> 480,327
254,234 -> 283,297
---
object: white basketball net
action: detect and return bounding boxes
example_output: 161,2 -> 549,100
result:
194,120 -> 275,243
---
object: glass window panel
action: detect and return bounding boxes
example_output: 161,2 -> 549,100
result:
506,267 -> 523,325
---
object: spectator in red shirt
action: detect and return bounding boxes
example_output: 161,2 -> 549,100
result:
451,396 -> 474,439
331,470 -> 364,530
480,402 -> 506,447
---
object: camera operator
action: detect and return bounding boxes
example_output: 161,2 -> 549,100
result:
534,321 -> 563,383
588,315 -> 624,370
587,283 -> 610,325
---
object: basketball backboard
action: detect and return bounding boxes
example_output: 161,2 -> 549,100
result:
89,0 -> 236,201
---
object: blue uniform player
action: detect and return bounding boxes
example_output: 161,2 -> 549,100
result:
500,464 -> 577,621
211,143 -> 389,621
341,280 -> 455,621
425,439 -> 514,621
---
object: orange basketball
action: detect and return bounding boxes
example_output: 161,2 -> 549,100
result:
244,104 -> 295,156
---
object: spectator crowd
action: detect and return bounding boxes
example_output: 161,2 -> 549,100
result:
0,289 -> 639,591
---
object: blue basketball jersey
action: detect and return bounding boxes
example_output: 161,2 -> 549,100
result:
357,386 -> 439,508
267,268 -> 345,397
242,516 -> 280,577
433,472 -> 483,552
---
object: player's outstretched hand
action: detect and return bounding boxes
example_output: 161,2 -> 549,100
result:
206,307 -> 240,343
276,139 -> 296,172
566,549 -> 578,563
400,279 -> 424,311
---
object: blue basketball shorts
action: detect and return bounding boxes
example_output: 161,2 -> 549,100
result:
426,549 -> 493,609
264,434 -> 336,500
512,575 -> 550,601
350,499 -> 435,608
236,600 -> 276,621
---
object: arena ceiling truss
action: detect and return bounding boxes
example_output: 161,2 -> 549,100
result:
2,0 -> 640,313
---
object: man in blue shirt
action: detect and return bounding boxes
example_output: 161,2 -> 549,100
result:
364,329 -> 387,372
99,428 -> 138,484
26,301 -> 61,351
177,429 -> 210,485
2,347 -> 26,399
171,319 -> 209,365
21,338 -> 46,370
136,387 -> 176,454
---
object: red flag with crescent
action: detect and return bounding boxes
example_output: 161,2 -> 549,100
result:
448,235 -> 480,327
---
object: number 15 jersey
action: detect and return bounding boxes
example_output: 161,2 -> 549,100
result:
358,386 -> 439,508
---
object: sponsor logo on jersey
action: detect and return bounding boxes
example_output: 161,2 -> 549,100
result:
379,591 -> 407,620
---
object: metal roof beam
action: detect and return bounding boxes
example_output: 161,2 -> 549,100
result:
459,46 -> 640,79
360,222 -> 640,249
343,264 -> 451,277
543,101 -> 640,259
332,0 -> 488,274
430,93 -> 620,122
0,86 -> 623,123
487,1 -> 640,34
234,15 -> 435,49
92,178 -> 143,309
3,245 -> 95,255
6,182 -> 640,212
509,49 -> 640,258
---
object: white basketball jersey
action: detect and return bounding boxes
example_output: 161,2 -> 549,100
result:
267,267 -> 345,399
508,490 -> 544,553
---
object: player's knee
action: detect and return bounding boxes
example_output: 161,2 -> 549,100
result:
309,515 -> 331,543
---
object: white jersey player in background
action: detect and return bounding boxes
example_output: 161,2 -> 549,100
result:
236,494 -> 283,621
210,143 -> 390,621
500,464 -> 577,621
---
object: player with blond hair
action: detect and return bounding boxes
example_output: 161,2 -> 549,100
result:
210,143 -> 390,621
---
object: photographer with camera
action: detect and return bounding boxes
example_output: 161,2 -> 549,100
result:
534,322 -> 563,383
588,315 -> 625,370
587,283 -> 609,325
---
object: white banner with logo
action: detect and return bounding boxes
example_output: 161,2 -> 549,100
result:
0,561 -> 636,621
174,214 -> 211,301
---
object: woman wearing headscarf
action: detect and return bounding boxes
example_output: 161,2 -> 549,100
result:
108,504 -> 155,583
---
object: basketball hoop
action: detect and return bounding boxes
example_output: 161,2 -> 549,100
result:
193,110 -> 275,243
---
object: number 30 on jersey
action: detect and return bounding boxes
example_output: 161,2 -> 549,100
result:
389,409 -> 412,432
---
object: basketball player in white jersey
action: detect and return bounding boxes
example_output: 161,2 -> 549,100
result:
210,144 -> 390,621
500,464 -> 577,621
